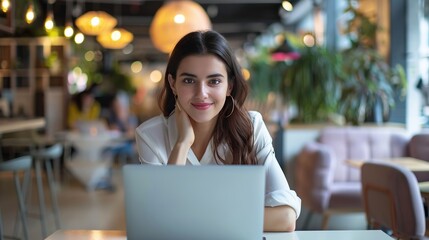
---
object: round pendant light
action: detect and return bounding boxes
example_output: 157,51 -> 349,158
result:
97,28 -> 134,49
75,11 -> 117,36
150,0 -> 212,54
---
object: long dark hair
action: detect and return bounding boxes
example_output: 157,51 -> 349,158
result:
158,30 -> 257,165
74,89 -> 91,112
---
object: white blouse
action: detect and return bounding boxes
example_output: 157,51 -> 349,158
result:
135,111 -> 301,218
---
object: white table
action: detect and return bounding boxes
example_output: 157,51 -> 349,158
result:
0,118 -> 45,134
45,229 -> 393,240
0,118 -> 46,161
64,131 -> 124,190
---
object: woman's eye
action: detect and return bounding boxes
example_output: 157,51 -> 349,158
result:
209,79 -> 221,85
183,78 -> 194,84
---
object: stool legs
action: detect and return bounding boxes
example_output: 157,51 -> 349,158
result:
44,160 -> 61,229
13,171 -> 29,240
0,210 -> 3,240
35,160 -> 48,238
33,156 -> 62,237
0,156 -> 32,240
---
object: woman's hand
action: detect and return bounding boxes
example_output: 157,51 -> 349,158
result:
175,102 -> 194,147
167,102 -> 194,165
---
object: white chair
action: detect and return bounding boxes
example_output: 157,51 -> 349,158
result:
31,143 -> 63,237
0,156 -> 32,240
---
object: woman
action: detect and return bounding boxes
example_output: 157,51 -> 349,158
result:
67,88 -> 101,130
135,30 -> 301,231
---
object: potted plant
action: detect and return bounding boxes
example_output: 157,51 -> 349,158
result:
280,45 -> 344,123
247,31 -> 344,124
339,2 -> 407,125
340,47 -> 406,125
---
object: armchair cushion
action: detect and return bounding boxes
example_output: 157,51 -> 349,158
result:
409,133 -> 429,182
295,126 -> 410,215
296,142 -> 335,212
409,133 -> 429,161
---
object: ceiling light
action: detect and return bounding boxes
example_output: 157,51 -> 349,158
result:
97,28 -> 133,49
64,0 -> 74,38
75,11 -> 117,36
150,0 -> 212,54
26,4 -> 35,24
1,0 -> 10,13
74,32 -> 85,44
64,22 -> 74,38
44,11 -> 54,31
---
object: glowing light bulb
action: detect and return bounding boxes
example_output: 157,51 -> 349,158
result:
75,32 -> 85,44
91,16 -> 100,27
111,30 -> 121,41
45,12 -> 54,30
1,0 -> 10,13
26,4 -> 35,24
174,14 -> 185,24
64,25 -> 74,38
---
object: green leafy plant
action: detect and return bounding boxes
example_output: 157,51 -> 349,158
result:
280,46 -> 344,123
247,33 -> 344,123
248,56 -> 289,101
338,1 -> 407,125
340,48 -> 406,125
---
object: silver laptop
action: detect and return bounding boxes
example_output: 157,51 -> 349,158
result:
123,165 -> 265,240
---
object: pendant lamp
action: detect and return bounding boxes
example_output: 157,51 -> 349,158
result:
150,0 -> 212,54
75,11 -> 117,36
97,28 -> 133,49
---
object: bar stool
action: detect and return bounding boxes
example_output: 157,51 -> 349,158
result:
0,156 -> 32,240
32,143 -> 63,238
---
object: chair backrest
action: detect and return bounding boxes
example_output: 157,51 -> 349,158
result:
409,133 -> 429,162
319,127 -> 410,182
361,162 -> 426,239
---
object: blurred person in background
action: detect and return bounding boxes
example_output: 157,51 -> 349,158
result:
107,91 -> 138,163
67,87 -> 102,130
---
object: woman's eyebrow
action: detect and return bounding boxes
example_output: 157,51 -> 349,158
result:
179,72 -> 196,78
179,72 -> 225,78
207,73 -> 225,78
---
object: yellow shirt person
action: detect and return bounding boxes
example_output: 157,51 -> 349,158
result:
67,89 -> 101,130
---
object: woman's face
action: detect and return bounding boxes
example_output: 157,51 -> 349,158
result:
169,54 -> 231,125
82,94 -> 94,108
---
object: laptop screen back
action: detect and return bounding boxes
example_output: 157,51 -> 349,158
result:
123,165 -> 265,240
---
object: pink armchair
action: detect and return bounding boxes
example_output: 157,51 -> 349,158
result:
295,126 -> 411,229
410,132 -> 429,182
361,161 -> 426,239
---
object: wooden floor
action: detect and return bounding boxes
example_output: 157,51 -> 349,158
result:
0,165 -> 126,240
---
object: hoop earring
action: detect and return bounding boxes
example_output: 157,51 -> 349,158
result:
226,96 -> 235,118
